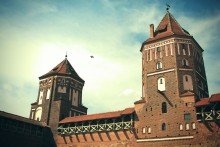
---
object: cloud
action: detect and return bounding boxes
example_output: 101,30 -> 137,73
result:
0,79 -> 37,117
123,88 -> 134,96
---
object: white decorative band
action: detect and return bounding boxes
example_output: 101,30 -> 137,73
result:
179,68 -> 193,71
147,69 -> 175,76
136,135 -> 194,142
195,71 -> 207,81
71,108 -> 87,114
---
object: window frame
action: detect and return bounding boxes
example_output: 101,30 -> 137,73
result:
184,113 -> 191,121
162,102 -> 167,113
162,123 -> 166,131
157,47 -> 161,52
156,62 -> 162,70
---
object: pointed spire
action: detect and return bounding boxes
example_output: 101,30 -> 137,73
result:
39,58 -> 84,83
144,11 -> 191,43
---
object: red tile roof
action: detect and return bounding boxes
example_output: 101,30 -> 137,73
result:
143,12 -> 191,45
59,107 -> 134,124
39,58 -> 84,83
180,91 -> 194,97
194,98 -> 209,107
0,111 -> 47,127
134,99 -> 146,104
209,93 -> 220,102
195,93 -> 220,107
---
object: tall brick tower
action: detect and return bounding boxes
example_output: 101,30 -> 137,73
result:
135,10 -> 210,140
141,10 -> 209,102
29,56 -> 87,134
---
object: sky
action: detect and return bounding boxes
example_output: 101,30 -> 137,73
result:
0,0 -> 220,118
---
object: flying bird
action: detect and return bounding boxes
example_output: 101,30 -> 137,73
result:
90,56 -> 94,58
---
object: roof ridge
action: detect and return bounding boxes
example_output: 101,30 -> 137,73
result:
169,12 -> 189,36
39,58 -> 84,83
0,111 -> 47,127
69,107 -> 134,118
56,59 -> 66,73
59,107 -> 135,124
167,12 -> 174,34
155,12 -> 168,31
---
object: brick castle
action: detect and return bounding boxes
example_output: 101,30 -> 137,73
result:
0,10 -> 220,147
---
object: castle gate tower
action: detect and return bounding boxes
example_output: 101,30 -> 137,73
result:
29,57 -> 87,134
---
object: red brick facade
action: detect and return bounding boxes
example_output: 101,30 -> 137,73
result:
2,10 -> 219,147
55,11 -> 220,146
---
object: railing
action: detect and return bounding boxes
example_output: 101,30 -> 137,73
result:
196,110 -> 220,121
58,121 -> 133,135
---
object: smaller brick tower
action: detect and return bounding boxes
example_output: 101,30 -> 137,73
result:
30,56 -> 87,134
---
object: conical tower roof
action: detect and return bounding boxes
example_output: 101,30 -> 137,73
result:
39,58 -> 84,83
145,11 -> 191,43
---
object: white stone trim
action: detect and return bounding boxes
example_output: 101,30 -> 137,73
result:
55,76 -> 84,85
177,43 -> 180,55
179,68 -> 193,71
144,38 -> 192,51
188,44 -> 191,56
165,45 -> 168,56
71,108 -> 87,115
146,50 -> 149,61
147,69 -> 175,77
170,44 -> 173,55
136,135 -> 193,142
196,71 -> 207,81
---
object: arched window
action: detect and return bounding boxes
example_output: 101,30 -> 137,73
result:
158,78 -> 165,91
142,127 -> 146,134
162,102 -> 167,113
157,47 -> 161,52
148,127 -> 151,133
186,123 -> 190,130
38,89 -> 44,105
183,49 -> 186,55
46,88 -> 51,100
179,124 -> 183,130
192,122 -> 196,129
35,107 -> 42,121
185,76 -> 188,82
156,62 -> 162,69
162,123 -> 166,131
182,59 -> 188,66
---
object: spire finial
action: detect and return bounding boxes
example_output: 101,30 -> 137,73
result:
65,51 -> 67,59
166,3 -> 170,12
